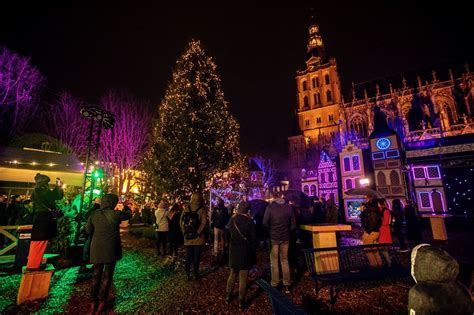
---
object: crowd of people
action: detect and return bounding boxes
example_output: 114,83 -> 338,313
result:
1,177 -> 430,314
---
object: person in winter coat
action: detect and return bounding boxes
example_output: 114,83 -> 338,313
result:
86,194 -> 131,314
211,198 -> 229,259
154,200 -> 169,256
167,203 -> 183,257
391,199 -> 408,252
225,201 -> 256,310
263,194 -> 296,292
325,198 -> 338,224
7,195 -> 22,225
26,174 -> 63,270
377,198 -> 392,266
405,199 -> 422,247
360,199 -> 382,267
180,192 -> 208,280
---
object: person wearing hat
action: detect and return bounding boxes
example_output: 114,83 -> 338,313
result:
26,173 -> 63,270
86,193 -> 131,314
225,201 -> 256,310
180,192 -> 208,280
154,199 -> 170,256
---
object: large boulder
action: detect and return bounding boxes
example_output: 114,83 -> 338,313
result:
411,244 -> 459,283
408,281 -> 473,315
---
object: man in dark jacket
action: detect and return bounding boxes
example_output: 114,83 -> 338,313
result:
211,198 -> 229,261
86,194 -> 131,314
226,201 -> 256,310
263,194 -> 296,292
26,174 -> 63,270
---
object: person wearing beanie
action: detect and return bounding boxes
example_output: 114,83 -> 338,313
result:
154,199 -> 170,256
225,201 -> 256,310
86,194 -> 131,314
180,192 -> 208,280
26,173 -> 63,270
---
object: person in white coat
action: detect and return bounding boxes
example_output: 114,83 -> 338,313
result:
154,200 -> 169,256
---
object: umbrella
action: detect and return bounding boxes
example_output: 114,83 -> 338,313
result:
281,189 -> 311,207
345,188 -> 383,199
248,199 -> 269,218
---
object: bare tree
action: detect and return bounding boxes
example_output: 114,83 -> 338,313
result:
99,90 -> 153,195
250,156 -> 277,197
0,46 -> 45,136
47,92 -> 88,156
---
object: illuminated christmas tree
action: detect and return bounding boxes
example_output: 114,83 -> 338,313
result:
146,39 -> 240,199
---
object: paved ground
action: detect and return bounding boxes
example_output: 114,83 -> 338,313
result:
0,221 -> 472,314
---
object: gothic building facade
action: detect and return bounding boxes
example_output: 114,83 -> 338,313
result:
289,16 -> 474,215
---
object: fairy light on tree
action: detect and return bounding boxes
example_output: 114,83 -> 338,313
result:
145,39 -> 240,199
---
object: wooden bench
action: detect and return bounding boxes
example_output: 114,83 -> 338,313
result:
256,279 -> 307,315
303,244 -> 411,305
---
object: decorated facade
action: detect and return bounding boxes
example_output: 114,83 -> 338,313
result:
289,14 -> 474,216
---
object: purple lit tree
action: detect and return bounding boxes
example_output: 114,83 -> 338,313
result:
0,46 -> 45,136
99,90 -> 153,195
250,156 -> 277,197
46,92 -> 88,156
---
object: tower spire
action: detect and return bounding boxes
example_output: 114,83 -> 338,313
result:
306,9 -> 326,67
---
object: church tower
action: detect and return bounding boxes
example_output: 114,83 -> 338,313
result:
289,11 -> 344,189
295,13 -> 344,151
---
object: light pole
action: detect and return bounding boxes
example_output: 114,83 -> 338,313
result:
75,106 -> 115,245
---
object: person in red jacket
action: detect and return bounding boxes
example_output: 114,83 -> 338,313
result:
377,198 -> 392,266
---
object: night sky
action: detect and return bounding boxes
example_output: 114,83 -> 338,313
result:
1,2 -> 472,159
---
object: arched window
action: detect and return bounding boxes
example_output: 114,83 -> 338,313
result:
343,157 -> 351,172
313,94 -> 319,105
390,170 -> 400,185
303,96 -> 309,108
311,78 -> 316,88
350,116 -> 368,139
326,90 -> 333,103
345,178 -> 353,190
325,74 -> 330,85
445,105 -> 455,125
352,156 -> 360,171
302,81 -> 307,91
303,185 -> 309,195
377,171 -> 387,186
310,185 -> 316,196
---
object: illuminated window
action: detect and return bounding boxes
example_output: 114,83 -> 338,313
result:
325,74 -> 330,85
390,170 -> 400,185
303,96 -> 309,108
345,178 -> 353,189
302,81 -> 307,91
352,156 -> 360,171
303,185 -> 309,195
377,171 -> 387,186
427,166 -> 440,179
313,94 -> 319,105
419,192 -> 431,208
344,157 -> 351,172
413,167 -> 425,179
326,90 -> 333,102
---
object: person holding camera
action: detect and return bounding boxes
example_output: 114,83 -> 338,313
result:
26,174 -> 63,271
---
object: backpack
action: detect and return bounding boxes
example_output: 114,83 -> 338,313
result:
182,206 -> 201,240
